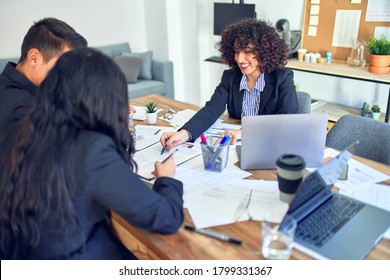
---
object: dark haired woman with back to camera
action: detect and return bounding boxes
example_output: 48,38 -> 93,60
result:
161,18 -> 298,149
0,48 -> 184,259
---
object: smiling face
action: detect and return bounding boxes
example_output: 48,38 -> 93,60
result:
234,44 -> 260,80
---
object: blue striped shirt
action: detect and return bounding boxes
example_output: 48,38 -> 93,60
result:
240,73 -> 265,117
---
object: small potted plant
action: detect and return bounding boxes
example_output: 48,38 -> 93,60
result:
366,34 -> 390,74
361,102 -> 371,118
371,104 -> 381,120
144,101 -> 158,124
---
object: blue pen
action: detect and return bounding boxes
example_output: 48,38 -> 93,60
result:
161,137 -> 168,155
207,134 -> 231,169
219,134 -> 231,146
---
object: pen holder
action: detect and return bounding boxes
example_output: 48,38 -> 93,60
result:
201,136 -> 229,172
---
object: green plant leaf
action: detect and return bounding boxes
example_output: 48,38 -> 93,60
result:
366,34 -> 390,55
145,101 -> 157,113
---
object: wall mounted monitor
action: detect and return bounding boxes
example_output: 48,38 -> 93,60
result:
214,3 -> 256,35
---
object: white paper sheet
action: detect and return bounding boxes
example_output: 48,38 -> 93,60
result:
307,148 -> 390,191
133,142 -> 201,180
159,108 -> 197,130
366,0 -> 390,22
134,125 -> 176,151
186,180 -> 289,229
175,146 -> 251,198
332,10 -> 361,47
340,183 -> 390,239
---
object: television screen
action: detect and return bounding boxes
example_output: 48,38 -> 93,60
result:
214,3 -> 256,35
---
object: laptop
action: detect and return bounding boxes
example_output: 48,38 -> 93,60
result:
280,146 -> 390,259
238,113 -> 328,170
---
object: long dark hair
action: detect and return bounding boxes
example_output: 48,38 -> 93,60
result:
0,48 -> 135,259
216,18 -> 289,73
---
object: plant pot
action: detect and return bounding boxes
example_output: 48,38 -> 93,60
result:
368,54 -> 390,74
146,112 -> 158,124
368,65 -> 390,74
372,112 -> 381,120
361,110 -> 371,118
369,54 -> 390,67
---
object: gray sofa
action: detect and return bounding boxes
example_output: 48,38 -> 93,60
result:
0,42 -> 174,99
95,42 -> 174,99
0,56 -> 18,73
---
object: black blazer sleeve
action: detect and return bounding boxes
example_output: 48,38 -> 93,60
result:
181,69 -> 240,141
83,133 -> 184,234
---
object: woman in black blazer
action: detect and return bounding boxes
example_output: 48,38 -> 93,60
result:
0,48 -> 183,259
161,18 -> 298,148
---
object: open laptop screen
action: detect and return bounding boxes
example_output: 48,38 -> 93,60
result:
240,113 -> 328,170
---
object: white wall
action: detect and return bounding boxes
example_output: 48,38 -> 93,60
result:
0,0 -> 388,111
0,0 -> 149,56
195,0 -> 388,111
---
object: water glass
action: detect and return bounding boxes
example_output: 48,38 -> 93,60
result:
261,213 -> 297,260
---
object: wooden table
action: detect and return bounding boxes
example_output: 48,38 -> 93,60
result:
109,94 -> 390,260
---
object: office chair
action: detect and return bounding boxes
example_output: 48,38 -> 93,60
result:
326,114 -> 390,165
297,91 -> 311,114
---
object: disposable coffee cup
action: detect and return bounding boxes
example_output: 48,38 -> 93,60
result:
297,49 -> 307,61
275,154 -> 306,203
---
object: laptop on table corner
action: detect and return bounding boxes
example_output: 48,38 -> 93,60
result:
280,145 -> 390,260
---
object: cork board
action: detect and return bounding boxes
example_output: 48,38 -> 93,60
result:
301,0 -> 390,62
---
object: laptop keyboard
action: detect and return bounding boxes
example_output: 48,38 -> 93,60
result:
296,194 -> 365,247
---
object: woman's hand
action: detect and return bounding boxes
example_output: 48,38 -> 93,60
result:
160,130 -> 190,151
217,129 -> 241,144
154,156 -> 176,178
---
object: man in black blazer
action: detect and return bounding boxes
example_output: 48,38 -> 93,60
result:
160,18 -> 298,149
0,17 -> 87,133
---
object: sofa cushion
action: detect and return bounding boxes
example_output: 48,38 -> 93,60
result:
114,56 -> 142,83
127,80 -> 165,99
96,42 -> 131,57
121,51 -> 153,80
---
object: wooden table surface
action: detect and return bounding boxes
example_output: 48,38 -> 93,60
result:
109,94 -> 390,260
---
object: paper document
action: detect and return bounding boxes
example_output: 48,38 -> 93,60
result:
335,158 -> 390,191
186,180 -> 288,229
133,142 -> 201,180
135,125 -> 175,151
175,146 -> 251,198
307,148 -> 390,191
159,109 -> 197,129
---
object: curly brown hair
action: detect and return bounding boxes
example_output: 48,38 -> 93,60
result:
216,18 -> 289,73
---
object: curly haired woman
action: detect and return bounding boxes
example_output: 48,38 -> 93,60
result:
161,18 -> 298,148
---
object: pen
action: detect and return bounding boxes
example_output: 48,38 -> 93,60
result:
161,149 -> 178,163
161,137 -> 168,155
154,129 -> 161,135
184,225 -> 242,245
136,174 -> 155,181
200,132 -> 207,144
207,134 -> 231,169
219,134 -> 232,146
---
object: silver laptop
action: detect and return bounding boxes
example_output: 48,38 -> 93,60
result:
239,113 -> 328,170
280,146 -> 390,259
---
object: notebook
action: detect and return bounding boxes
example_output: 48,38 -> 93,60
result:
239,113 -> 328,170
280,146 -> 390,260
